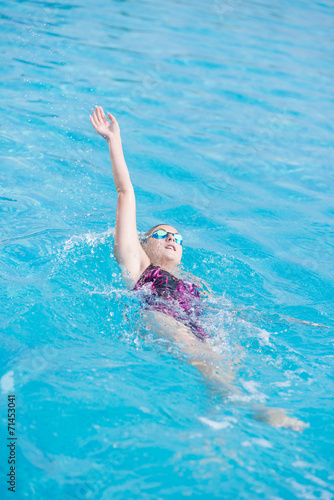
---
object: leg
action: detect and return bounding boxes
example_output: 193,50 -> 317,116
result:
141,311 -> 309,431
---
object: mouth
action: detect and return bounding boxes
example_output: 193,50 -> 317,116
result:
166,244 -> 176,252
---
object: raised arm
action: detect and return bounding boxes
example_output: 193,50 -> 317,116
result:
90,106 -> 150,284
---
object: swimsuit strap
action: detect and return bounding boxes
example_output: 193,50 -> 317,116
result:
136,265 -> 176,286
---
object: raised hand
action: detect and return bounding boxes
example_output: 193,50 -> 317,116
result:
90,105 -> 120,142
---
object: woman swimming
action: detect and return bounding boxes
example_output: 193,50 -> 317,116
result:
89,106 -> 206,339
90,105 -> 308,431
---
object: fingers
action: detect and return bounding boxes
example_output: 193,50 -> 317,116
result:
108,112 -> 117,123
90,113 -> 98,130
96,105 -> 103,122
92,107 -> 99,126
94,105 -> 102,124
91,106 -> 104,126
90,106 -> 117,129
94,105 -> 111,125
100,106 -> 107,122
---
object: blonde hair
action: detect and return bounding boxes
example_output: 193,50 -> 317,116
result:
140,223 -> 169,247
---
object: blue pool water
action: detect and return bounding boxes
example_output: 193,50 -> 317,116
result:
1,0 -> 334,498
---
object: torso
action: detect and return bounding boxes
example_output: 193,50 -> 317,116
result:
134,265 -> 210,341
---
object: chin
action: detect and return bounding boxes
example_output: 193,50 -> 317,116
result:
166,250 -> 179,259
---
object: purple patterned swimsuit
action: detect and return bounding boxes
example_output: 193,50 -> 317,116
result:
134,265 -> 210,341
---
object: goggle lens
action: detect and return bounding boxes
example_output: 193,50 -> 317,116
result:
151,229 -> 183,246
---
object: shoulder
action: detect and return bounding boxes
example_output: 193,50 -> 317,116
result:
134,264 -> 164,287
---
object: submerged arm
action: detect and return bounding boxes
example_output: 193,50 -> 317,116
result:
90,106 -> 149,284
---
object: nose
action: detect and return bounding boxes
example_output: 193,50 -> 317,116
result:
166,232 -> 175,242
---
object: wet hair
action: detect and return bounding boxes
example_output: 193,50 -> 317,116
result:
140,223 -> 170,247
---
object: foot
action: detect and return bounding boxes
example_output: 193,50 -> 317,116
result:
253,407 -> 309,431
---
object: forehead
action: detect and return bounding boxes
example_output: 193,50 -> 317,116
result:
155,225 -> 179,233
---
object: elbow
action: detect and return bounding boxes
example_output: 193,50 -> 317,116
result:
117,186 -> 134,196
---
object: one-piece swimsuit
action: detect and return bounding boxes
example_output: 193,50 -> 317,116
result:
134,265 -> 210,341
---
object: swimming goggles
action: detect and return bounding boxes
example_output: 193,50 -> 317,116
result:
150,229 -> 183,246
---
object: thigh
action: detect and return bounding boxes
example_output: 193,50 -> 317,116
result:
141,310 -> 199,347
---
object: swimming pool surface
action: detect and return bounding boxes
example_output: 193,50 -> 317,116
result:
1,0 -> 334,498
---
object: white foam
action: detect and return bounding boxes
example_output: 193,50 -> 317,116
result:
242,380 -> 259,393
273,380 -> 291,388
231,380 -> 267,403
1,370 -> 15,393
242,438 -> 273,449
63,227 -> 115,253
198,416 -> 237,430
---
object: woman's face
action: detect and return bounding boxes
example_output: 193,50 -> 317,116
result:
144,225 -> 183,268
